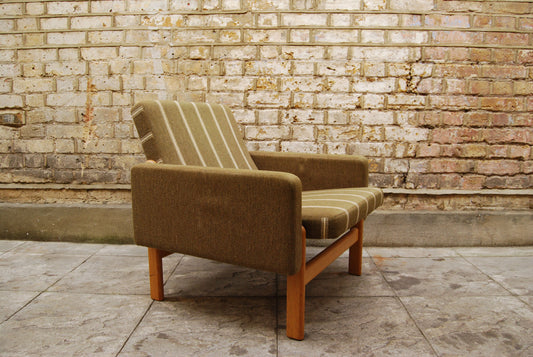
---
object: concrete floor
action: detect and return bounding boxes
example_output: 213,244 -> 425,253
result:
1,240 -> 532,356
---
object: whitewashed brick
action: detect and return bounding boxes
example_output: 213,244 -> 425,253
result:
354,14 -> 399,27
390,0 -> 434,12
390,31 -> 429,44
81,47 -> 118,60
88,31 -> 124,44
385,126 -> 430,142
316,93 -> 361,109
91,1 -> 126,13
317,0 -> 361,10
327,110 -> 349,125
47,93 -> 86,107
13,78 -> 54,93
281,46 -> 324,60
353,78 -> 395,93
245,61 -> 290,75
46,62 -> 86,76
314,30 -> 358,43
26,2 -> 45,15
244,30 -> 288,43
18,49 -> 57,63
170,0 -> 200,10
0,3 -> 23,15
292,61 -> 315,75
361,30 -> 385,44
290,30 -> 310,43
128,0 -> 168,12
72,16 -> 112,29
353,111 -> 395,125
331,14 -> 351,27
245,125 -> 290,140
211,77 -> 254,91
283,110 -> 325,124
292,125 -> 315,140
0,95 -> 23,108
47,32 -> 86,45
363,0 -> 387,11
0,64 -> 21,77
214,46 -> 256,60
247,91 -> 290,107
281,14 -> 328,27
281,141 -> 321,153
281,77 -> 323,92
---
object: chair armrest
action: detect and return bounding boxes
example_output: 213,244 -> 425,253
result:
131,163 -> 302,275
250,151 -> 368,191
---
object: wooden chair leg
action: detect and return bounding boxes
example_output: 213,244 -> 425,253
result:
349,219 -> 364,276
286,228 -> 306,340
148,247 -> 165,301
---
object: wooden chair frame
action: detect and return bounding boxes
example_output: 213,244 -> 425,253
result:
147,220 -> 364,340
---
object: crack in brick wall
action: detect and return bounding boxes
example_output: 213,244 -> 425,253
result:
0,0 -> 531,204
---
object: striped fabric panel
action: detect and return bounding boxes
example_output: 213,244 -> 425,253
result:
131,100 -> 257,170
302,187 -> 384,239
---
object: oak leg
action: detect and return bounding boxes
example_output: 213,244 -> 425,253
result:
286,228 -> 306,340
148,247 -> 165,301
348,220 -> 364,276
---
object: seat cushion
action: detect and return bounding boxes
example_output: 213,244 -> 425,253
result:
302,187 -> 384,239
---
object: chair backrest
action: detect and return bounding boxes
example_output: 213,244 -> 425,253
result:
131,100 -> 257,170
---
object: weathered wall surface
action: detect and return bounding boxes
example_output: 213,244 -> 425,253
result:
0,0 -> 531,209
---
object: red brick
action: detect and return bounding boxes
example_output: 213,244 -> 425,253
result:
482,65 -> 527,79
434,64 -> 480,78
424,47 -> 447,61
432,31 -> 483,45
491,81 -> 513,95
430,95 -> 479,110
473,15 -> 491,28
470,48 -> 491,63
461,175 -> 485,190
509,145 -> 530,159
477,160 -> 520,175
469,80 -> 491,95
517,50 -> 533,64
431,128 -> 457,144
492,16 -> 516,30
483,129 -> 530,144
441,112 -> 463,126
418,112 -> 441,127
488,145 -> 508,158
464,112 -> 490,127
417,143 -> 440,157
429,159 -> 473,173
493,49 -> 516,63
491,113 -> 512,126
440,174 -> 462,188
480,97 -> 524,111
484,32 -> 529,46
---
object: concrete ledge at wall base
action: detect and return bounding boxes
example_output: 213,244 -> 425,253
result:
0,203 -> 531,247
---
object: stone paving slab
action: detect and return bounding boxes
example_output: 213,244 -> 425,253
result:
1,241 -> 533,356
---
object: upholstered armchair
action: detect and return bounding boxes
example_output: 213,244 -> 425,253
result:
130,100 -> 383,340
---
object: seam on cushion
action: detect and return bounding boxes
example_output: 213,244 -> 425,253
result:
304,192 -> 369,217
302,205 -> 350,233
321,217 -> 328,239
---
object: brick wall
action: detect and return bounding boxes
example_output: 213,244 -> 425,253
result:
0,0 -> 531,207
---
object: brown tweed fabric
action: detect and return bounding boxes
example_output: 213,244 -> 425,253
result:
130,100 -> 383,273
